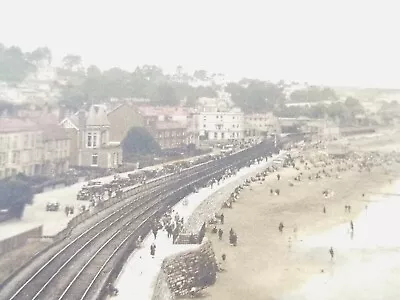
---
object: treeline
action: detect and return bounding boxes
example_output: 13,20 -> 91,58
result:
0,44 -> 51,82
57,55 -> 219,110
0,42 -> 379,123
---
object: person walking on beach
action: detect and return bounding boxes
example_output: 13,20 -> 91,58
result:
350,220 -> 354,232
279,222 -> 284,233
220,213 -> 225,225
218,228 -> 224,240
329,247 -> 334,260
323,206 -> 326,214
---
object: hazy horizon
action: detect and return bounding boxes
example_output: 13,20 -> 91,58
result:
1,0 -> 399,89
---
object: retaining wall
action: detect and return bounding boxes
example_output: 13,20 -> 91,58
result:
152,240 -> 217,300
0,226 -> 43,256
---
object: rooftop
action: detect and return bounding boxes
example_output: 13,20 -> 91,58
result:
0,117 -> 41,133
153,121 -> 187,130
137,106 -> 189,117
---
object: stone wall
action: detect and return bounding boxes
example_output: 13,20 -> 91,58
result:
152,240 -> 217,299
181,159 -> 269,236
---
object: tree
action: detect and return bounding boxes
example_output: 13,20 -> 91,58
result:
290,86 -> 338,103
121,127 -> 161,159
0,176 -> 34,219
193,70 -> 208,81
27,47 -> 52,65
344,97 -> 364,114
0,45 -> 37,82
62,54 -> 82,71
225,79 -> 285,113
0,100 -> 17,115
153,83 -> 179,106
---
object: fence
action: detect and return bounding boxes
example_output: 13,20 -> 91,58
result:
0,226 -> 43,257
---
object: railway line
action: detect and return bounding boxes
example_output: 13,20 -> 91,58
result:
0,138 -> 289,300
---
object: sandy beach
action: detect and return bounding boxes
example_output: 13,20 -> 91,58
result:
191,134 -> 400,300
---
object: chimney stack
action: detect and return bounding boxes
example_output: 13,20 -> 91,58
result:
78,109 -> 86,129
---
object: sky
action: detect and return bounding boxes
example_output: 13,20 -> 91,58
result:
0,0 -> 399,88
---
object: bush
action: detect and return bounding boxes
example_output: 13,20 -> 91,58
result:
0,176 -> 34,219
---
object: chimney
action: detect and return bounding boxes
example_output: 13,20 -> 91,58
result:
78,109 -> 86,129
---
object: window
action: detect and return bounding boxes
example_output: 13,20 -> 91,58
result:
221,132 -> 225,139
87,133 -> 92,147
12,136 -> 18,149
91,153 -> 98,166
12,151 -> 20,164
214,132 -> 218,139
203,124 -> 206,128
36,134 -> 41,145
31,134 -> 34,147
0,153 -> 5,166
93,132 -> 97,148
23,134 -> 28,148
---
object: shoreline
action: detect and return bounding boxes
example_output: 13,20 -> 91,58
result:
191,146 -> 400,300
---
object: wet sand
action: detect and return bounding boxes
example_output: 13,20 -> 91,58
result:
195,144 -> 400,300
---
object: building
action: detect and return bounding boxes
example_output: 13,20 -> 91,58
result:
150,121 -> 188,150
107,103 -> 145,143
136,106 -> 192,149
244,112 -> 281,137
0,118 -> 43,178
0,115 -> 70,179
60,105 -> 122,169
194,104 -> 244,143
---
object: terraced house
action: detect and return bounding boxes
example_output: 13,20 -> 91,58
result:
0,116 -> 70,179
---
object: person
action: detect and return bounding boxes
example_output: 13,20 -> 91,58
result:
288,237 -> 292,251
350,220 -> 354,232
136,235 -> 143,247
229,228 -> 234,236
329,247 -> 334,260
220,213 -> 225,225
279,222 -> 284,233
277,174 -> 281,181
222,254 -> 226,261
323,206 -> 326,214
152,227 -> 158,239
150,243 -> 156,257
218,228 -> 223,240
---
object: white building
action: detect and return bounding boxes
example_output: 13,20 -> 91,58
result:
194,103 -> 244,143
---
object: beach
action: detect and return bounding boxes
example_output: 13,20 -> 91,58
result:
191,134 -> 400,300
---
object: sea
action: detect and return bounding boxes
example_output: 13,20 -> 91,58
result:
280,179 -> 400,300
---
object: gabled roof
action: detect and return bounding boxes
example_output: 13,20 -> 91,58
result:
86,105 -> 110,126
59,115 -> 79,130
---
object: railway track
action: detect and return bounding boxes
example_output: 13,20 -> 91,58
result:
1,139 -> 283,300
